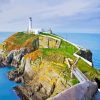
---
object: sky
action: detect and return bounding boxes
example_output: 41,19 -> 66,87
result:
0,0 -> 100,33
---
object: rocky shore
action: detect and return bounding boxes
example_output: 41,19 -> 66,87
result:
0,47 -> 100,100
0,32 -> 100,100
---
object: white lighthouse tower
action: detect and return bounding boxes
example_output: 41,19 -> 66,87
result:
27,17 -> 43,34
28,17 -> 32,33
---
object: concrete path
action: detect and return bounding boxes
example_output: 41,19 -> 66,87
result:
66,57 -> 88,82
72,67 -> 89,82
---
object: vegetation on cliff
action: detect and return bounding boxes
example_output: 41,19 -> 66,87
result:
0,44 -> 2,49
39,33 -> 100,80
1,32 -> 99,99
3,32 -> 38,51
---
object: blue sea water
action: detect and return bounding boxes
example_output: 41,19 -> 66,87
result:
0,32 -> 100,99
56,32 -> 100,69
0,32 -> 20,100
0,32 -> 14,43
0,67 -> 20,100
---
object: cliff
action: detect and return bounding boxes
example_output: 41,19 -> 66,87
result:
77,49 -> 93,63
0,32 -> 100,100
3,32 -> 39,51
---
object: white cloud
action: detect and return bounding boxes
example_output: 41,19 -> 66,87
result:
0,0 -> 100,32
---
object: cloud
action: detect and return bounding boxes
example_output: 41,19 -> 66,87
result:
0,0 -> 100,33
0,0 -> 11,12
0,0 -> 10,4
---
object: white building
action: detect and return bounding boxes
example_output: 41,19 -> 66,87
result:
31,28 -> 42,34
27,17 -> 53,34
28,17 -> 42,34
28,17 -> 32,33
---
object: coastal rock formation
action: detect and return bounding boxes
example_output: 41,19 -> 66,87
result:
8,68 -> 24,83
14,82 -> 55,100
78,49 -> 92,63
32,38 -> 39,51
0,54 -> 6,67
13,59 -> 70,100
0,32 -> 100,100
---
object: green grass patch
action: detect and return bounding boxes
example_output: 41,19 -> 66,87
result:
40,39 -> 78,60
39,32 -> 61,39
70,79 -> 79,85
77,59 -> 99,80
39,32 -> 78,60
60,40 -> 78,55
14,32 -> 37,45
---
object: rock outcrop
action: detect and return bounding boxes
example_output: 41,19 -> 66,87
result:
0,54 -> 6,67
78,49 -> 92,63
8,68 -> 24,83
14,82 -> 55,100
0,32 -> 100,100
7,48 -> 32,82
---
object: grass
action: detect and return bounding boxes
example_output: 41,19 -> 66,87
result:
0,43 -> 3,49
4,32 -> 99,81
39,33 -> 100,80
14,32 -> 37,45
39,32 -> 61,39
39,33 -> 80,84
40,39 -> 78,62
77,59 -> 99,80
60,40 -> 78,55
70,79 -> 79,85
4,32 -> 38,51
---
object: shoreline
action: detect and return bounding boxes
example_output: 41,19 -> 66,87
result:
0,32 -> 100,100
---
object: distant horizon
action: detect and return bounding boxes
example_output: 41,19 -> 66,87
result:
0,31 -> 100,44
0,31 -> 100,34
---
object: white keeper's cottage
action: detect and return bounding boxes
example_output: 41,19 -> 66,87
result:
27,17 -> 52,34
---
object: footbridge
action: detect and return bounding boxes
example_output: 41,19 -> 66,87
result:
65,57 -> 89,82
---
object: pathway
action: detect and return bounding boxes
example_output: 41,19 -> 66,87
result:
65,57 -> 89,82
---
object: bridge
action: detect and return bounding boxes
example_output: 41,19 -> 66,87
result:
72,67 -> 89,82
65,57 -> 89,82
49,58 -> 99,100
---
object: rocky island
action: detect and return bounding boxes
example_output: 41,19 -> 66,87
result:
0,31 -> 100,100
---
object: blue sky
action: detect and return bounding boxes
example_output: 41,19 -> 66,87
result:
0,0 -> 100,33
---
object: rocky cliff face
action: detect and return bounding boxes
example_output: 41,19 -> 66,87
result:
13,59 -> 69,100
0,32 -> 100,100
78,49 -> 92,63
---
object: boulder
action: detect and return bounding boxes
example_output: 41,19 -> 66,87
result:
78,49 -> 92,63
14,86 -> 32,100
8,68 -> 24,83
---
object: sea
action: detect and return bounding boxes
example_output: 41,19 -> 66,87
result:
0,67 -> 20,100
0,32 -> 100,99
56,32 -> 100,69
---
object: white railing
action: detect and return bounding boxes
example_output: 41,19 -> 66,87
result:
74,53 -> 92,66
40,33 -> 93,67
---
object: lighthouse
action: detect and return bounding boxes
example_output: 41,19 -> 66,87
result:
28,17 -> 32,33
27,17 -> 43,34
